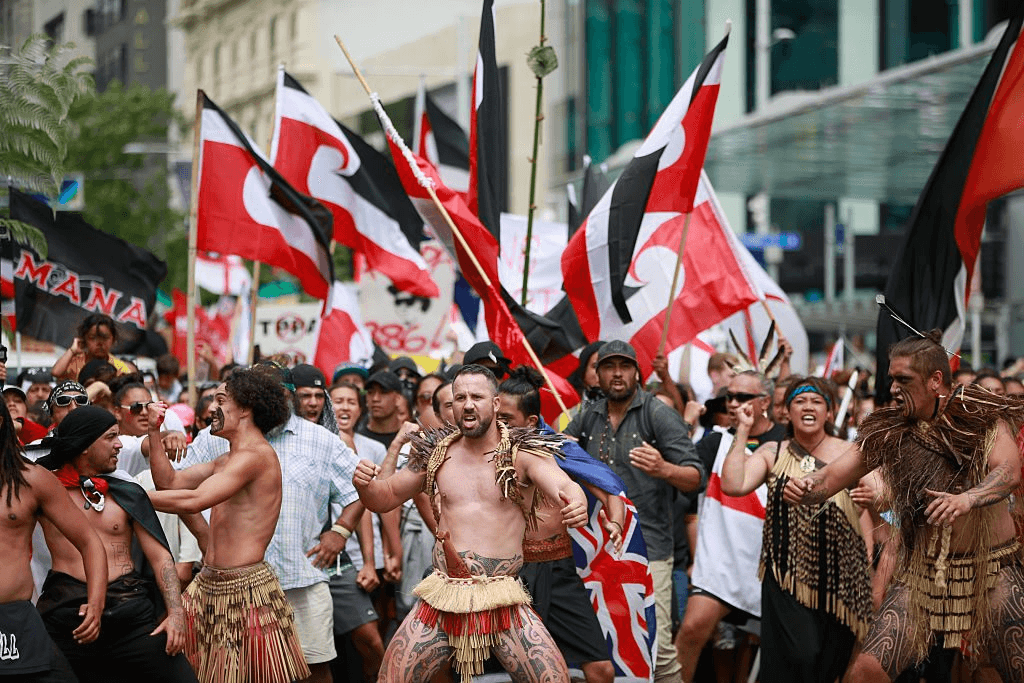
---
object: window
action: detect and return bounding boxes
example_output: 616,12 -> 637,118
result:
880,0 -> 953,69
43,12 -> 65,46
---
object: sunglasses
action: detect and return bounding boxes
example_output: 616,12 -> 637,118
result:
726,392 -> 766,403
121,401 -> 153,415
52,394 -> 89,408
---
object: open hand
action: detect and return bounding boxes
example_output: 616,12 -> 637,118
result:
73,602 -> 101,645
628,442 -> 666,478
924,489 -> 971,526
151,610 -> 186,656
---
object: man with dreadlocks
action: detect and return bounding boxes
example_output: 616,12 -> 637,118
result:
0,399 -> 107,682
353,364 -> 590,683
785,331 -> 1024,682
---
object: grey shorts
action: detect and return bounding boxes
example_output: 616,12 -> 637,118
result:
328,564 -> 378,636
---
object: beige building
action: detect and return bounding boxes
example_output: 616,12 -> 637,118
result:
174,0 -> 568,217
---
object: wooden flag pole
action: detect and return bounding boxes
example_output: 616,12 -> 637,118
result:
246,260 -> 261,364
334,34 -> 570,417
186,91 -> 203,408
657,211 -> 693,357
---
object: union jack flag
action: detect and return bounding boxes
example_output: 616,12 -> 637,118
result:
570,492 -> 656,682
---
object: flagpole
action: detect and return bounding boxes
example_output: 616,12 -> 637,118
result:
186,91 -> 203,408
521,0 -> 555,306
247,260 -> 261,364
334,35 -> 571,417
657,212 -> 693,357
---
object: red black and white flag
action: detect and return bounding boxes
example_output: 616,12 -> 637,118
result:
271,70 -> 438,298
561,31 -> 758,373
876,7 -> 1024,399
313,281 -> 375,378
414,79 -> 470,194
468,0 -> 507,237
195,91 -> 333,300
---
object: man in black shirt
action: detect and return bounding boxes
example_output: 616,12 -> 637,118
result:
676,371 -> 785,683
358,371 -> 403,450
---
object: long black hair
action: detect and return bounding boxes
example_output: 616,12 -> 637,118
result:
499,366 -> 546,419
0,397 -> 28,506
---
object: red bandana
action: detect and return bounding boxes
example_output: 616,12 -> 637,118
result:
53,463 -> 109,495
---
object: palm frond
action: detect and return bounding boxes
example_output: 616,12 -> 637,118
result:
0,218 -> 48,259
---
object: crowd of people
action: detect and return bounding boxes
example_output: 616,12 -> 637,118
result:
2,311 -> 1024,682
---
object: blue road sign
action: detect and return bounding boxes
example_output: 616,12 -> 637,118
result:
740,232 -> 802,251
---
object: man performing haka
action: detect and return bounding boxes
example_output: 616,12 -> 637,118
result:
785,331 -> 1024,682
35,406 -> 196,683
353,364 -> 590,683
0,399 -> 107,682
146,368 -> 310,683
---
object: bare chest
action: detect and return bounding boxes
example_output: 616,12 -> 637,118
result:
65,488 -> 133,542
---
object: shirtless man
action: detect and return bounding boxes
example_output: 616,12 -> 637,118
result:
353,364 -> 590,683
146,368 -> 310,683
0,399 -> 106,682
784,332 -> 1024,682
34,406 -> 195,683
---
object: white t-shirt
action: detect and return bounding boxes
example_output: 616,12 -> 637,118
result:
343,433 -> 387,570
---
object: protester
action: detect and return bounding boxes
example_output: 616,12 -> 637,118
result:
353,364 -> 589,683
24,369 -> 55,406
35,406 -> 195,682
167,365 -> 366,683
785,331 -> 1024,681
498,366 -> 624,683
0,397 -> 106,683
146,369 -> 315,683
326,381 -> 386,683
359,370 -> 404,449
565,340 -> 704,683
567,340 -> 605,415
333,362 -> 369,391
110,381 -> 188,477
720,376 -> 871,682
414,372 -> 445,427
973,368 -> 1006,396
155,354 -> 183,403
1005,376 -> 1024,399
677,371 -> 786,683
4,384 -> 49,445
292,363 -> 329,422
52,314 -> 137,382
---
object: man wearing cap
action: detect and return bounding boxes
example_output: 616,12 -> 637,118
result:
564,340 -> 705,683
462,341 -> 512,379
176,365 -> 366,683
359,371 -> 404,450
4,385 -> 49,445
333,363 -> 368,392
35,406 -> 196,682
292,364 -> 330,424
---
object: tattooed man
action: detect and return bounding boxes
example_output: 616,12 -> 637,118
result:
36,406 -> 197,683
784,331 -> 1024,682
354,364 -> 590,683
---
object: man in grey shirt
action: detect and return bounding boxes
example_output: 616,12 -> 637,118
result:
564,340 -> 704,683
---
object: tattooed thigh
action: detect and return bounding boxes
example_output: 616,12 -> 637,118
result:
491,606 -> 569,683
986,565 -> 1024,682
860,584 -> 921,681
379,612 -> 453,683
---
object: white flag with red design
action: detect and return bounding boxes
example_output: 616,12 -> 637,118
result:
313,281 -> 375,378
271,69 -> 438,298
560,29 -> 759,374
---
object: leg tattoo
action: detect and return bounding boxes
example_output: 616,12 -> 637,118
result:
860,584 -> 921,681
379,612 -> 453,683
986,565 -> 1024,682
491,606 -> 569,683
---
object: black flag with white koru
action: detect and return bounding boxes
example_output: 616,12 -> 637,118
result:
8,188 -> 167,352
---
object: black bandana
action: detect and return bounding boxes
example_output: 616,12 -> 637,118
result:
37,406 -> 117,470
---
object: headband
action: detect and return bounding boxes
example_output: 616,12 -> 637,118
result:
786,384 -> 832,407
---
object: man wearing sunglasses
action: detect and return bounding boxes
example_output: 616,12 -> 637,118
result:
110,382 -> 189,478
677,371 -> 786,683
46,382 -> 90,432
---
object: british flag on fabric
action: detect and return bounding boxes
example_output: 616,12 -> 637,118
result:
571,492 -> 657,681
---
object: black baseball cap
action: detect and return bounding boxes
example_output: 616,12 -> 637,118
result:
463,342 -> 512,370
596,340 -> 638,367
365,370 -> 402,393
388,357 -> 420,378
291,364 -> 326,389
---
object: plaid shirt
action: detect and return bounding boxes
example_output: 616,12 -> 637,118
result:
184,413 -> 359,589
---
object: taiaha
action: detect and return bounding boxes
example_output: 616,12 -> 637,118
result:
185,91 -> 203,408
335,34 -> 571,417
521,0 -> 558,306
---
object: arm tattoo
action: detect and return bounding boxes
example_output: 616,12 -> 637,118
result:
967,463 -> 1015,509
801,473 -> 830,506
406,460 -> 426,474
158,558 -> 184,620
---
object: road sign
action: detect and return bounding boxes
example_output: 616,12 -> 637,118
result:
740,232 -> 802,251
